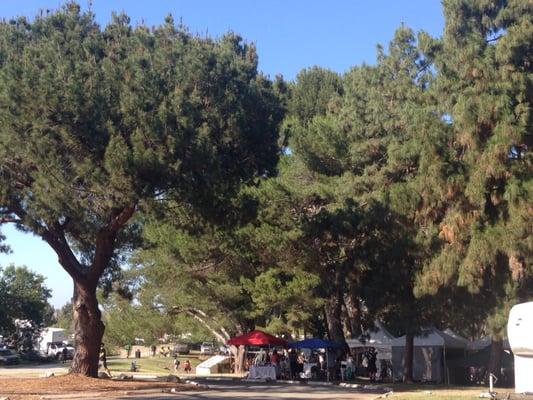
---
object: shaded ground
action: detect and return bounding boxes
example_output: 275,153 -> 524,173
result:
0,373 -> 195,399
0,377 -> 380,400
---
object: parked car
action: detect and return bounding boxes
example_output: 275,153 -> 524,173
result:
0,349 -> 19,365
172,343 -> 190,355
20,350 -> 49,362
200,342 -> 214,355
219,345 -> 230,355
46,342 -> 75,360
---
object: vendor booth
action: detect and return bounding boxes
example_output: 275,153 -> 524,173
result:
288,338 -> 341,381
227,330 -> 287,381
227,330 -> 288,347
346,321 -> 395,355
391,328 -> 467,383
346,321 -> 395,379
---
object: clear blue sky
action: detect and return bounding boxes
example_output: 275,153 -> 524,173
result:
0,0 -> 445,308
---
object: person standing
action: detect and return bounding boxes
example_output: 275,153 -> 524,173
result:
270,349 -> 280,378
183,359 -> 192,373
61,347 -> 68,364
125,343 -> 132,359
255,348 -> 266,365
366,348 -> 377,382
326,348 -> 337,381
173,355 -> 180,373
288,349 -> 297,379
99,343 -> 112,377
280,355 -> 290,380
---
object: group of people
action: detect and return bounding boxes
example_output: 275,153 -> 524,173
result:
172,356 -> 192,373
98,342 -> 193,376
242,346 -> 389,382
244,348 -> 341,380
159,346 -> 173,357
363,347 -> 378,381
362,347 -> 391,382
97,341 -> 385,381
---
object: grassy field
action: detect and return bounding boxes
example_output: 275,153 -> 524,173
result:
106,355 -> 202,375
389,390 -> 480,400
386,383 -> 510,400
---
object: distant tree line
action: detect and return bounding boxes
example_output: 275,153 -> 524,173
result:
0,265 -> 54,350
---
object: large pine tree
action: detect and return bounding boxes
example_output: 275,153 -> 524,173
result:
0,4 -> 282,376
416,0 -> 533,377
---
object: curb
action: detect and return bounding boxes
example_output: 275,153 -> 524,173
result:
183,379 -> 210,389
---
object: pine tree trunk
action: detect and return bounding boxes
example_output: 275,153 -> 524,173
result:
237,345 -> 246,374
324,268 -> 347,346
488,338 -> 503,380
324,278 -> 345,340
343,293 -> 361,338
403,333 -> 414,383
70,281 -> 105,377
325,298 -> 345,343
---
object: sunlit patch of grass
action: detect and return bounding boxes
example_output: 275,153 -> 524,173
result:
106,356 -> 201,375
387,384 -> 509,400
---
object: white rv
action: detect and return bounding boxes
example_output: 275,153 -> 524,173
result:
507,301 -> 533,394
36,328 -> 74,360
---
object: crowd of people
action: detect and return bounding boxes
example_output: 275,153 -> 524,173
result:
243,348 -> 349,380
98,341 -> 389,382
242,346 -> 390,382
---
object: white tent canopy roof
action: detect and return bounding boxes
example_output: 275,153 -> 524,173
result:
346,321 -> 395,349
391,328 -> 467,349
468,336 -> 510,351
443,329 -> 470,346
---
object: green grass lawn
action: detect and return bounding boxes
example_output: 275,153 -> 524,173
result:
106,356 -> 202,375
386,383 -> 511,400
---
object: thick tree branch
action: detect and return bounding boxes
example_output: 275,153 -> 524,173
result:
6,202 -> 85,282
486,34 -> 503,43
0,216 -> 22,224
88,205 -> 136,285
41,229 -> 86,283
167,306 -> 231,342
185,310 -> 230,342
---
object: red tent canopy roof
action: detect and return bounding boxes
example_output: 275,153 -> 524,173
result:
227,330 -> 288,347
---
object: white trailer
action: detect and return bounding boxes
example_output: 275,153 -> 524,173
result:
507,301 -> 533,394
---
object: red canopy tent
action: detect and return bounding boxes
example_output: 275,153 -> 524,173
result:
227,330 -> 288,347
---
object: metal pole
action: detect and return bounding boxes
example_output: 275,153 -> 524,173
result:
326,348 -> 329,382
489,373 -> 497,394
443,345 -> 448,385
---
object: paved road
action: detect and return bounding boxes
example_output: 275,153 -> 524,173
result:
108,380 -> 378,400
0,366 -> 379,400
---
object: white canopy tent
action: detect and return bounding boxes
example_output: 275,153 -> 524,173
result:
467,336 -> 510,351
443,329 -> 470,346
391,329 -> 468,349
391,328 -> 467,383
346,321 -> 395,360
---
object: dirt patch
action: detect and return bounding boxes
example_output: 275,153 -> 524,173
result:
0,373 -> 197,399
